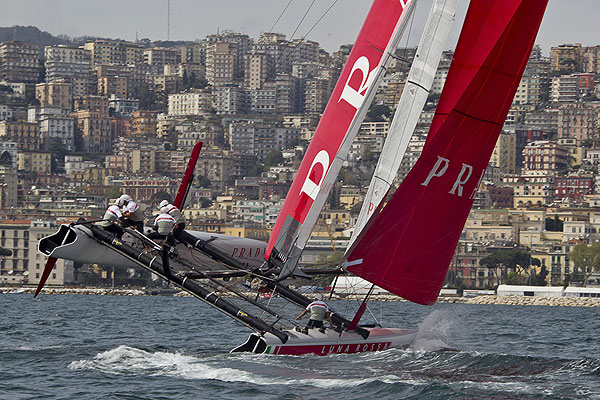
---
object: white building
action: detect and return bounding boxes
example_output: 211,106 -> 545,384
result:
168,90 -> 212,116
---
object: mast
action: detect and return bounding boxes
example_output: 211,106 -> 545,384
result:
348,0 -> 458,249
343,0 -> 548,305
266,0 -> 417,279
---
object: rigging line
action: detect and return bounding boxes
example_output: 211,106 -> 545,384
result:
255,0 -> 338,95
402,0 -> 417,59
268,0 -> 295,33
287,0 -> 317,44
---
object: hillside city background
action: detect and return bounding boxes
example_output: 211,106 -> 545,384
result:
0,26 -> 598,291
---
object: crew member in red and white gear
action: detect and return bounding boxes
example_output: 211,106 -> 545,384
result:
296,293 -> 334,329
159,200 -> 185,241
148,212 -> 176,246
97,201 -> 124,239
119,194 -> 144,232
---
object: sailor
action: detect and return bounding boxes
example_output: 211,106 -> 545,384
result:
97,201 -> 124,239
159,200 -> 185,241
148,212 -> 177,246
296,293 -> 334,330
119,194 -> 144,232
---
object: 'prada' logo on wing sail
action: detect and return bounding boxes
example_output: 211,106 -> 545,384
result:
421,156 -> 485,199
339,56 -> 378,109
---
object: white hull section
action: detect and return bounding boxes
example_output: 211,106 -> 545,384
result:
232,327 -> 417,356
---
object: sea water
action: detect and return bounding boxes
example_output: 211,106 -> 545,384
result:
1,293 -> 599,399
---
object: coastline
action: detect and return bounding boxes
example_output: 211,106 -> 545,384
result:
6,286 -> 600,307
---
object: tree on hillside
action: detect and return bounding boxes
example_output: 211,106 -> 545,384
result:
365,104 -> 391,122
570,242 -> 600,286
0,247 -> 12,257
545,215 -> 563,232
480,248 -> 540,285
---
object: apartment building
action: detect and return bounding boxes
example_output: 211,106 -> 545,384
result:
0,121 -> 40,150
44,45 -> 93,97
35,81 -> 73,110
84,39 -> 143,65
0,41 -> 39,83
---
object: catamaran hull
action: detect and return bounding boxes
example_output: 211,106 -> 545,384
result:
232,327 -> 417,356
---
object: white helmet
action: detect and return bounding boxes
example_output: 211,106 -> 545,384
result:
159,200 -> 169,208
119,194 -> 131,203
115,198 -> 124,207
314,293 -> 323,301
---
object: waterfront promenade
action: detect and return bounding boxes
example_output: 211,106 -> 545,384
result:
5,286 -> 600,307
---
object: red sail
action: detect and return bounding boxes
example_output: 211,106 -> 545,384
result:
266,0 -> 413,261
427,1 -> 521,145
344,0 -> 548,305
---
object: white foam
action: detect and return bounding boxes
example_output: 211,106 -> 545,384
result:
69,345 -> 419,388
410,309 -> 455,351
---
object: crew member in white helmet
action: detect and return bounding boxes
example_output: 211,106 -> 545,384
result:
296,293 -> 334,329
97,200 -> 124,239
119,194 -> 144,232
148,212 -> 176,246
159,200 -> 185,241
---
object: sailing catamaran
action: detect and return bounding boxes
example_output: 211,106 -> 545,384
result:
36,0 -> 547,356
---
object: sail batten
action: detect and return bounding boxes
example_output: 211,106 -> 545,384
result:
267,0 -> 417,277
344,0 -> 548,305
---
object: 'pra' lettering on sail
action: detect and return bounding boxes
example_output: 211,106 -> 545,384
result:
338,56 -> 379,109
299,150 -> 330,200
420,155 -> 480,198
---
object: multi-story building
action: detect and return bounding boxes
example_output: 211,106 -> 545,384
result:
131,110 -> 158,135
523,108 -> 559,135
83,39 -> 143,65
74,95 -> 109,115
143,47 -> 180,66
244,52 -> 271,89
554,175 -> 594,202
0,41 -> 39,83
97,75 -> 128,98
0,220 -> 31,284
503,170 -> 556,207
44,45 -> 93,97
275,73 -> 300,114
490,132 -> 517,174
121,176 -> 179,202
35,81 -> 73,110
16,151 -> 51,174
248,81 -> 277,113
28,220 -> 68,287
0,105 -> 12,121
180,44 -> 205,64
513,75 -> 543,105
550,43 -> 584,73
0,141 -> 17,169
213,86 -> 247,114
0,121 -> 40,150
168,90 -> 212,116
108,95 -> 139,116
551,74 -> 578,103
205,42 -> 236,87
130,149 -> 185,174
523,140 -> 568,171
28,106 -> 74,151
557,102 -> 600,141
229,121 -> 300,161
74,110 -> 112,153
303,77 -> 331,115
0,166 -> 17,207
207,32 -> 251,80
